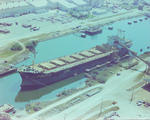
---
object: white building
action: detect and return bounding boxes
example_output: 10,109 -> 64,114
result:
49,0 -> 77,12
72,0 -> 91,12
84,0 -> 105,8
0,1 -> 34,18
27,0 -> 48,14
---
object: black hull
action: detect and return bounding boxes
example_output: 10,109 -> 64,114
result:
19,55 -> 110,87
85,29 -> 103,35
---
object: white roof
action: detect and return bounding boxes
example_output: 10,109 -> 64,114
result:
28,0 -> 48,7
143,0 -> 150,4
50,0 -> 77,8
0,1 -> 29,10
72,0 -> 87,5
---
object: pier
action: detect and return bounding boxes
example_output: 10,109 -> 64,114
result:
0,67 -> 17,77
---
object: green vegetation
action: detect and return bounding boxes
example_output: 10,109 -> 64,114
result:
25,102 -> 42,114
87,106 -> 119,120
10,42 -> 23,51
97,77 -> 107,83
69,11 -> 94,19
62,91 -> 70,96
25,40 -> 38,51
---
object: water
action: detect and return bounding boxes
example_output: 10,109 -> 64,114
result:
0,16 -> 150,108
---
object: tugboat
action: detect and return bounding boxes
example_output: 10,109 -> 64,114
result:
139,18 -> 143,21
84,25 -> 103,35
128,22 -> 132,25
108,26 -> 113,30
81,33 -> 86,38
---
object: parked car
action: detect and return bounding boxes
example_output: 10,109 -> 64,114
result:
33,27 -> 40,31
6,22 -> 12,26
136,100 -> 143,106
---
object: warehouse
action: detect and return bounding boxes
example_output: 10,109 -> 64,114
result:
0,1 -> 34,18
72,0 -> 91,12
27,0 -> 48,14
49,0 -> 77,12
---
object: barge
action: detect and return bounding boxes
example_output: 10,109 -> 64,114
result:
18,34 -> 132,87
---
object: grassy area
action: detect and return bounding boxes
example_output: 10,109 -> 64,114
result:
87,106 -> 119,120
90,11 -> 131,22
0,49 -> 19,58
134,73 -> 145,82
10,42 -> 23,51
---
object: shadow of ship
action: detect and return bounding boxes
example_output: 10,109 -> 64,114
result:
142,83 -> 150,92
15,73 -> 85,102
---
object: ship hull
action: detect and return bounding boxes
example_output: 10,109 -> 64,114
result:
85,29 -> 103,35
19,56 -> 110,87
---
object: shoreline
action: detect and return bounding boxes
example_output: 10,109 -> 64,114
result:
0,11 -> 147,77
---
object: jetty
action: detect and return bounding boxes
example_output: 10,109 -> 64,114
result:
0,67 -> 17,77
0,103 -> 14,113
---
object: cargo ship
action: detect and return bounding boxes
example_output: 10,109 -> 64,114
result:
17,34 -> 132,87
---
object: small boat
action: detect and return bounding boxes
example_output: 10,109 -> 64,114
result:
0,103 -> 14,113
145,17 -> 148,20
147,46 -> 149,49
108,26 -> 113,30
81,33 -> 86,37
140,48 -> 143,52
128,22 -> 132,25
134,20 -> 137,23
139,19 -> 143,21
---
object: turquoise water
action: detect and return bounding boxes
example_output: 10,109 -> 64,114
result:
0,16 -> 150,108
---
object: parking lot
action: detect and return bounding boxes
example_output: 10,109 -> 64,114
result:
0,10 -> 82,47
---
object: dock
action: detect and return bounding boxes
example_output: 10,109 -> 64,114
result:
0,103 -> 14,113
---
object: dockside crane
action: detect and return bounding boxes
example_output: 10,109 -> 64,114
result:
114,40 -> 150,68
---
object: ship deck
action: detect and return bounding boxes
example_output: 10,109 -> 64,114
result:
18,47 -> 113,74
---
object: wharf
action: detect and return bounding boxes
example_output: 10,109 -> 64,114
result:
0,103 -> 14,113
0,67 -> 17,77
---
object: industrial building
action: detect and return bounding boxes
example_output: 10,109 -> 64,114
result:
0,0 -> 105,19
0,1 -> 34,18
27,0 -> 48,14
48,0 -> 78,12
